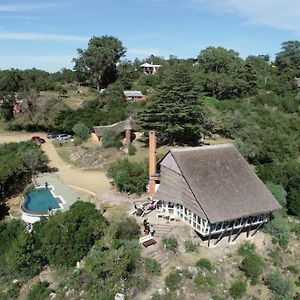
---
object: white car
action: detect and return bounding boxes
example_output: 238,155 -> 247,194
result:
56,134 -> 73,141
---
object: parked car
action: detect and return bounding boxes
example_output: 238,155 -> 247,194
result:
56,134 -> 73,141
47,132 -> 60,139
31,136 -> 46,144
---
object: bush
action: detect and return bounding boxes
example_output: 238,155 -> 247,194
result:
266,182 -> 287,207
240,253 -> 265,285
194,273 -> 215,292
145,258 -> 161,275
26,281 -> 51,300
162,237 -> 178,253
165,270 -> 182,291
102,128 -> 122,148
265,271 -> 293,297
268,251 -> 283,267
287,265 -> 299,274
195,258 -> 213,271
264,211 -> 290,249
107,158 -> 148,195
34,201 -> 107,268
72,122 -> 90,142
128,144 -> 137,156
184,240 -> 198,252
229,280 -> 247,299
238,242 -> 256,256
114,217 -> 140,240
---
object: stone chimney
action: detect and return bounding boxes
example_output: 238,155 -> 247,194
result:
149,131 -> 157,195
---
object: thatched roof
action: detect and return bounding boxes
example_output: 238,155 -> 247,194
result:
155,144 -> 281,223
93,118 -> 135,137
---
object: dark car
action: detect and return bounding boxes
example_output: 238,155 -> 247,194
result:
47,132 -> 60,139
31,136 -> 46,144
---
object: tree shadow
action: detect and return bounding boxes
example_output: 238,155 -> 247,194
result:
39,166 -> 59,173
0,203 -> 9,221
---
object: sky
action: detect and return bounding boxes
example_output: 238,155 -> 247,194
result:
0,0 -> 299,72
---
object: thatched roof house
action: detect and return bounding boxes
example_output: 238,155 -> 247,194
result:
91,118 -> 137,145
152,143 -> 281,245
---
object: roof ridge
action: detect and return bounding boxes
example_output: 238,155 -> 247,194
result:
170,143 -> 233,153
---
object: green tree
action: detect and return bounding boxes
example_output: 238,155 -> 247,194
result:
73,36 -> 126,91
140,65 -> 203,145
6,232 -> 42,276
0,95 -> 14,121
72,122 -> 90,142
26,281 -> 51,300
107,158 -> 147,194
274,40 -> 300,96
197,47 -> 256,99
35,201 -> 107,268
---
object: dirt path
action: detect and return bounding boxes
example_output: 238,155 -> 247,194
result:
0,131 -> 111,194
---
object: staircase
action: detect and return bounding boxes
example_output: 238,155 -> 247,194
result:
145,246 -> 169,269
152,224 -> 174,237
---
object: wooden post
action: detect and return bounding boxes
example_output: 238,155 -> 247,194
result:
232,216 -> 249,243
228,220 -> 236,243
214,223 -> 230,245
207,223 -> 212,248
251,214 -> 268,237
247,216 -> 254,238
250,222 -> 263,237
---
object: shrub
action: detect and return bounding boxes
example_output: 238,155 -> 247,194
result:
287,265 -> 299,274
102,128 -> 122,148
165,270 -> 182,291
195,258 -> 213,271
107,158 -> 148,195
194,273 -> 215,292
114,217 -> 140,240
26,281 -> 51,300
145,258 -> 161,275
73,136 -> 82,145
229,280 -> 247,299
265,271 -> 293,297
72,122 -> 90,141
264,211 -> 290,249
266,182 -> 287,207
128,144 -> 137,156
162,237 -> 178,253
240,253 -> 265,285
238,242 -> 256,256
184,240 -> 198,252
268,251 -> 283,267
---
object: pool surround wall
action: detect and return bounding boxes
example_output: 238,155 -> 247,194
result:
21,183 -> 65,217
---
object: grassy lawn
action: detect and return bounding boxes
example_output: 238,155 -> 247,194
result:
40,86 -> 98,110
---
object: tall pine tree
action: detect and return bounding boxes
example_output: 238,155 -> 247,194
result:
140,66 -> 203,145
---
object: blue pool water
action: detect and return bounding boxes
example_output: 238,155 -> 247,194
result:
24,188 -> 60,212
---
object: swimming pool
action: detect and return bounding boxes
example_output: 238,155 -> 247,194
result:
23,188 -> 61,213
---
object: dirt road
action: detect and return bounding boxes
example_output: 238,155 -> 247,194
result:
0,131 -> 111,194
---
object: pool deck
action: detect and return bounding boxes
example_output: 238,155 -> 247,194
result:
34,174 -> 82,212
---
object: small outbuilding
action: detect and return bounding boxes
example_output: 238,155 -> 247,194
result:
124,91 -> 147,102
91,118 -> 136,146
